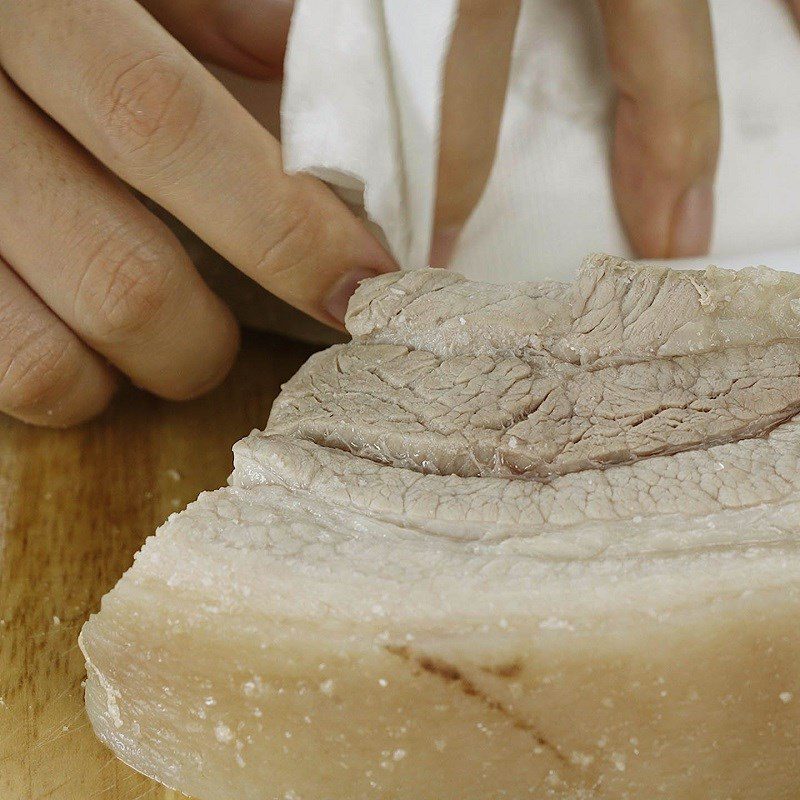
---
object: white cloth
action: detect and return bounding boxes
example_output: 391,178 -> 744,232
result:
282,0 -> 458,269
282,0 -> 800,281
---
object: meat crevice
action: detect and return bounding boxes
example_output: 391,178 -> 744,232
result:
79,255 -> 800,800
270,256 -> 800,480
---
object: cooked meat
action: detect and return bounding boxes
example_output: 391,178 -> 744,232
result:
81,256 -> 800,800
267,339 -> 800,478
271,255 -> 800,479
347,254 -> 800,363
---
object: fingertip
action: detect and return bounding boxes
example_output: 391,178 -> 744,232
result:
152,298 -> 241,402
19,360 -> 119,429
268,175 -> 397,327
341,209 -> 398,277
323,268 -> 382,327
319,212 -> 398,326
54,366 -> 119,428
429,224 -> 461,268
610,99 -> 670,259
183,306 -> 241,400
600,0 -> 719,260
611,96 -> 718,259
669,181 -> 714,258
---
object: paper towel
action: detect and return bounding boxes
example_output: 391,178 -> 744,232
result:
281,0 -> 458,269
281,0 -> 800,281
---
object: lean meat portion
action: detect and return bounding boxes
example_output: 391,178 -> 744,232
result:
81,256 -> 800,800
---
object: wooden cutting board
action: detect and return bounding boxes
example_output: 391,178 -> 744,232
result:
0,330 -> 314,800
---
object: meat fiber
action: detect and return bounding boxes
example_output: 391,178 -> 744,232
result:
80,255 -> 800,800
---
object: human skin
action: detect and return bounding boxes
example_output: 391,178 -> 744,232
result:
0,0 -> 740,426
0,0 -> 395,427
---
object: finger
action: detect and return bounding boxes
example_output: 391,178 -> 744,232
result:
140,0 -> 293,80
0,0 -> 396,328
0,258 -> 116,427
0,72 -> 239,401
431,0 -> 521,267
789,0 -> 800,26
598,0 -> 720,258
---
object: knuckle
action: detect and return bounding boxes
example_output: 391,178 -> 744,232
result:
0,331 -> 81,416
74,230 -> 176,342
248,195 -> 323,284
91,51 -> 203,174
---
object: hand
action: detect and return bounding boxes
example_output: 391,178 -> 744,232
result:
432,0 -> 720,264
0,0 -> 395,427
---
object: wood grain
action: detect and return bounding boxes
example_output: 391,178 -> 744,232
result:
0,330 -> 313,800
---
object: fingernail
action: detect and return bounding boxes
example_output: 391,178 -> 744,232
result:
670,182 -> 714,258
429,224 -> 461,267
216,0 -> 294,74
324,269 -> 381,325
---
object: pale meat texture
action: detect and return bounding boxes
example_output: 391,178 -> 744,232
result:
81,256 -> 800,800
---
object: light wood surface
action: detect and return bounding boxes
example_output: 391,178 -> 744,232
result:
0,330 -> 314,800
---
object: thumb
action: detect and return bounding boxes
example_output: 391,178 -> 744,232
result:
140,0 -> 294,80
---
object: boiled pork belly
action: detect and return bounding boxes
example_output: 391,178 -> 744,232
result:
81,255 -> 800,800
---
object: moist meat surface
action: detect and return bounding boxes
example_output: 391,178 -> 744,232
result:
80,255 -> 800,800
346,254 -> 800,362
270,255 -> 800,478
